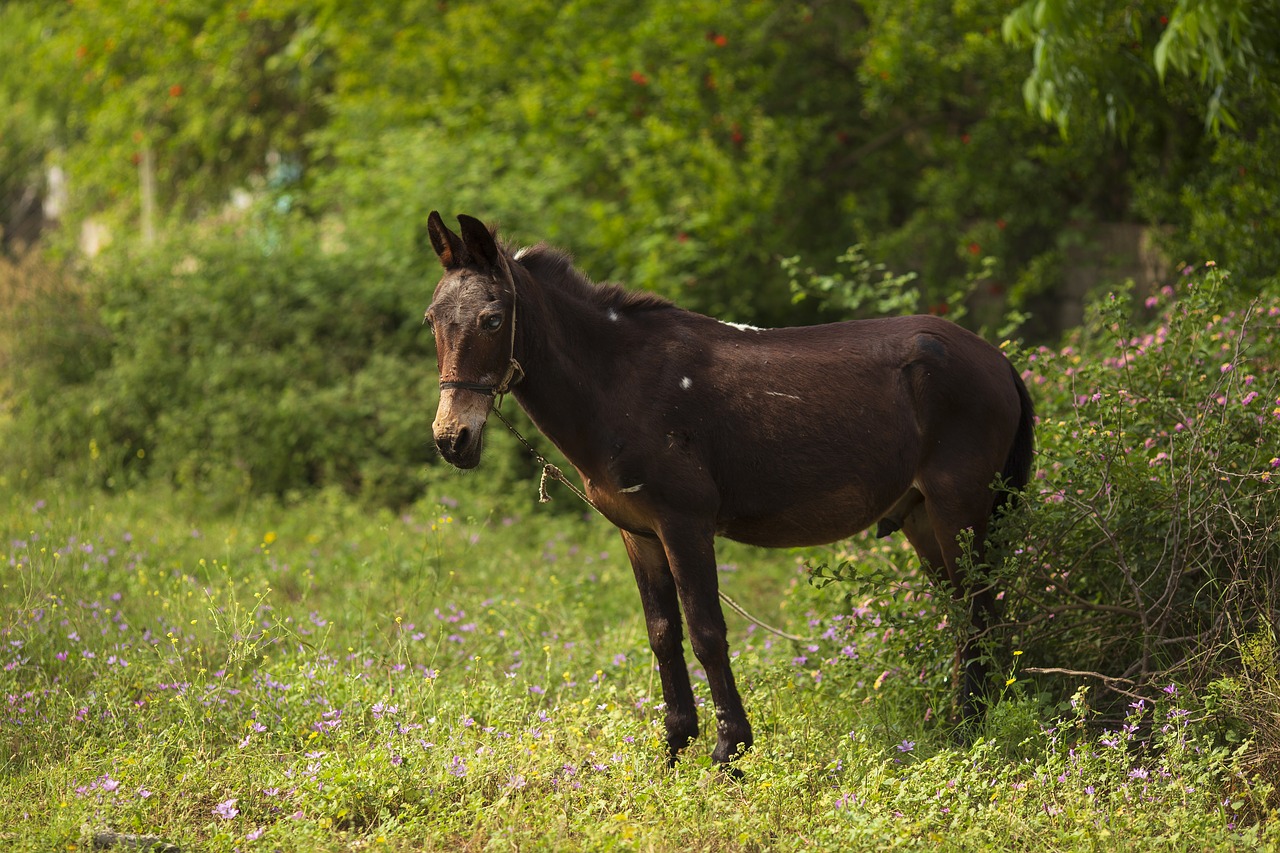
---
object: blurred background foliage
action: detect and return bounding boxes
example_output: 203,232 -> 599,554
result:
2,0 -> 1279,504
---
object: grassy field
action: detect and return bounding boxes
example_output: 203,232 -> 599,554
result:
1,482 -> 1273,851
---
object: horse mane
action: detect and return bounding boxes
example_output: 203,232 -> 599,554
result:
508,242 -> 674,314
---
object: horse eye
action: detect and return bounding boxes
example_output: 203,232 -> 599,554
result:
482,313 -> 503,331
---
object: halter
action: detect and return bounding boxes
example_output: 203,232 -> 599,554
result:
438,287 -> 524,401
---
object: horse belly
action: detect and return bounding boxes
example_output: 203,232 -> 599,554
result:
717,484 -> 899,549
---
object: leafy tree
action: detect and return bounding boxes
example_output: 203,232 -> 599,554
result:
313,0 -> 1160,330
312,0 -> 843,322
1005,0 -> 1280,288
13,0 -> 1280,316
1005,0 -> 1280,134
14,0 -> 334,236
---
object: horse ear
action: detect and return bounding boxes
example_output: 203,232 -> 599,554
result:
456,214 -> 504,272
426,210 -> 467,269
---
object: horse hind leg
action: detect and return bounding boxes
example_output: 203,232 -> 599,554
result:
900,496 -> 997,727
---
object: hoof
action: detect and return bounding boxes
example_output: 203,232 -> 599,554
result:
718,762 -> 745,782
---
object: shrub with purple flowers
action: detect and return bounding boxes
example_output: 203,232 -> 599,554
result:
992,269 -> 1277,666
986,267 -> 1280,796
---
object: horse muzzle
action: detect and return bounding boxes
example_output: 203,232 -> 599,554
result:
432,396 -> 489,469
434,423 -> 484,469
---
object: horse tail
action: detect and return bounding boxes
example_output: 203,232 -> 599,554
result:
994,361 -> 1035,517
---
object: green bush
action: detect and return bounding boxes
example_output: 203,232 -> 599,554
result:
2,224 -> 445,506
0,252 -> 112,475
988,267 -> 1280,802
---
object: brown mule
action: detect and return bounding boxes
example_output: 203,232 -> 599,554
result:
424,212 -> 1035,767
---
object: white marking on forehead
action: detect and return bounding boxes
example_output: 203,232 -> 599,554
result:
765,390 -> 802,401
513,245 -> 532,260
720,320 -> 765,332
680,377 -> 693,390
618,483 -> 644,494
607,309 -> 620,322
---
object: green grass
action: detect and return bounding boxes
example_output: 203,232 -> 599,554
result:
0,483 -> 1273,851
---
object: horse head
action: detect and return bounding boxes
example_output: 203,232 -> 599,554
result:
424,211 -> 520,469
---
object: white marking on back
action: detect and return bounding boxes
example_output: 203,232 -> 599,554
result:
765,391 -> 802,401
680,377 -> 693,390
619,484 -> 645,494
720,320 -> 765,332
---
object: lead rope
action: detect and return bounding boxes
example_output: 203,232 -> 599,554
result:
488,403 -> 815,645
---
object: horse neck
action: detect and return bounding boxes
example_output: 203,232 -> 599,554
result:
508,271 -> 621,465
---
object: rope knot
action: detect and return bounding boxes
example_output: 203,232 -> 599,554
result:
539,463 -> 567,503
538,464 -> 553,503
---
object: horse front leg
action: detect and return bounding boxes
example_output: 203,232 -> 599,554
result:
621,530 -> 698,764
658,522 -> 753,767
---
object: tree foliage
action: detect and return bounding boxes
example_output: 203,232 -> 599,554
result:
1005,0 -> 1280,287
6,0 -> 1228,323
2,0 -> 333,234
1005,0 -> 1280,134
